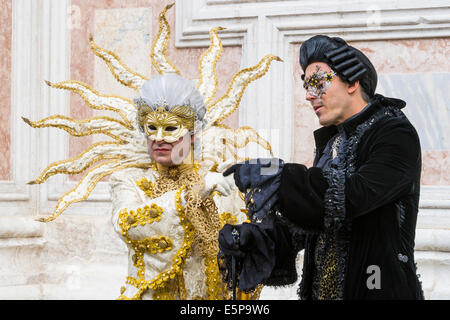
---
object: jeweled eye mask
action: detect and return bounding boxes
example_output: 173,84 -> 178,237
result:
303,66 -> 336,98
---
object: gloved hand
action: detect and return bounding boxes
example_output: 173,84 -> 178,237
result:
198,171 -> 235,200
218,223 -> 257,258
218,222 -> 276,291
223,158 -> 284,193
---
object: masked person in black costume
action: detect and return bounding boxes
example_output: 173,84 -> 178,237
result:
218,35 -> 424,300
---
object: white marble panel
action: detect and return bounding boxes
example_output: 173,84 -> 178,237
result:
377,73 -> 450,151
94,7 -> 153,100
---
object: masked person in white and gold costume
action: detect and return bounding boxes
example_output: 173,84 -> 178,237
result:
23,3 -> 280,300
110,74 -> 238,300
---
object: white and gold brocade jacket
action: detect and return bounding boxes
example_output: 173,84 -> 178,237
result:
109,165 -> 245,300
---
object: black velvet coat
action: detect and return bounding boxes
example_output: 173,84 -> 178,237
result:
271,94 -> 424,300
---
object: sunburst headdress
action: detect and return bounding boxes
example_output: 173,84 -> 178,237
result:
135,73 -> 207,144
23,3 -> 282,223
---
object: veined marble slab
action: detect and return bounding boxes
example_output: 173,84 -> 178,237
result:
94,7 -> 153,100
377,73 -> 450,151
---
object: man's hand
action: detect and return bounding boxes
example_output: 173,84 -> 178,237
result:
218,223 -> 256,258
218,221 -> 278,292
223,158 -> 284,192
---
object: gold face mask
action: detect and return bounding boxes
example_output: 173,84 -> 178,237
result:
138,102 -> 196,143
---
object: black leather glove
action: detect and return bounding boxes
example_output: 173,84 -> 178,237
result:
223,158 -> 284,193
218,223 -> 256,258
218,223 -> 276,292
224,158 -> 284,222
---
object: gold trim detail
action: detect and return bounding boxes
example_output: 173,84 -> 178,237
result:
27,141 -> 122,185
204,254 -> 227,300
35,161 -> 151,223
89,35 -> 148,90
136,178 -> 155,198
150,3 -> 181,75
221,126 -> 273,156
197,26 -> 225,106
22,114 -> 128,142
118,204 -> 164,231
207,54 -> 282,125
117,186 -> 194,300
45,80 -> 136,127
219,212 -> 238,226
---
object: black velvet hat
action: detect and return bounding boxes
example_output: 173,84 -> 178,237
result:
299,35 -> 378,98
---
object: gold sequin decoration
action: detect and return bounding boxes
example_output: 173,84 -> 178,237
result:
136,178 -> 155,198
314,232 -> 339,300
204,254 -> 229,300
118,204 -> 163,231
117,186 -> 195,300
152,266 -> 188,300
219,212 -> 238,226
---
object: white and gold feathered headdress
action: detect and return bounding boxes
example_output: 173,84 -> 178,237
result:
23,3 -> 281,222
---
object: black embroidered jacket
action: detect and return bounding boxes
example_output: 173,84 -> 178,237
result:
272,94 -> 424,299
